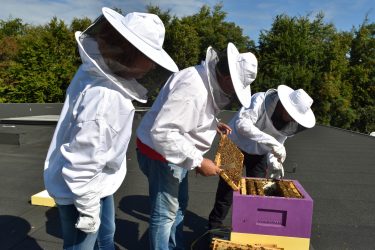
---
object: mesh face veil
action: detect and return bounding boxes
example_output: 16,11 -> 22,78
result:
83,15 -> 147,79
265,90 -> 305,136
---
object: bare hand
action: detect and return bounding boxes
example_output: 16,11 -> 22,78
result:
217,122 -> 232,135
195,158 -> 222,176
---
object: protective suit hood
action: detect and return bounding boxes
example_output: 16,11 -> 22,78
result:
75,31 -> 148,103
264,89 -> 303,137
204,46 -> 231,111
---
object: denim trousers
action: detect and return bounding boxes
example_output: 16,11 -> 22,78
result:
57,195 -> 115,250
137,149 -> 189,250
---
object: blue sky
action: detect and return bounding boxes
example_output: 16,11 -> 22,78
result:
1,0 -> 374,42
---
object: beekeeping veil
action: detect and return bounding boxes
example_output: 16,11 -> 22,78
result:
74,7 -> 178,103
264,86 -> 314,136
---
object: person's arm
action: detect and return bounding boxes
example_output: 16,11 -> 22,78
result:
61,90 -> 133,233
235,94 -> 286,162
217,121 -> 232,135
266,153 -> 284,179
150,81 -> 204,170
150,74 -> 219,172
196,158 -> 222,176
61,118 -> 107,233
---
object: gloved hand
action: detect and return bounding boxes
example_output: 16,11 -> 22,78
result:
74,195 -> 101,234
75,213 -> 100,234
272,144 -> 286,163
266,153 -> 284,179
259,140 -> 286,163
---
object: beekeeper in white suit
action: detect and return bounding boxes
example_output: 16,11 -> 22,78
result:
43,7 -> 178,249
208,84 -> 316,230
136,42 -> 258,249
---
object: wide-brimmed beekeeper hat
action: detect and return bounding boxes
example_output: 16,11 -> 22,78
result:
277,85 -> 316,128
101,7 -> 178,72
227,42 -> 258,108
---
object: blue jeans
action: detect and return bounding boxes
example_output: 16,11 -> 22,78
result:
137,149 -> 189,250
57,195 -> 115,250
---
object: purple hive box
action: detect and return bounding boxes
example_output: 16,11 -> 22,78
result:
232,178 -> 313,238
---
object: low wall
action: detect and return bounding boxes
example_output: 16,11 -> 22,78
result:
0,103 -> 63,119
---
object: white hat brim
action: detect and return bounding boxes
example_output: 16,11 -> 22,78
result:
277,85 -> 316,128
227,43 -> 251,108
102,7 -> 178,73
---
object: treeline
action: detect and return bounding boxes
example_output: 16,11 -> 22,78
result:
0,4 -> 373,133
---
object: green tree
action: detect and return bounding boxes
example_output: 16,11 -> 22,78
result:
348,19 -> 375,133
70,17 -> 92,33
0,18 -> 28,102
257,13 -> 355,128
0,5 -> 372,134
182,4 -> 255,61
0,18 -> 26,38
2,18 -> 78,102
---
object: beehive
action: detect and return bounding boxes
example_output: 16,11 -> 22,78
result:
231,177 -> 313,250
214,134 -> 244,190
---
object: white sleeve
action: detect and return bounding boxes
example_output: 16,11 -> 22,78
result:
60,118 -> 110,218
235,94 -> 282,150
150,82 -> 204,170
58,86 -> 134,220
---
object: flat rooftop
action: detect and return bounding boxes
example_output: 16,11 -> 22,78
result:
0,107 -> 374,249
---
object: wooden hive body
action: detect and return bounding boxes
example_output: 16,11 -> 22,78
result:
231,177 -> 313,250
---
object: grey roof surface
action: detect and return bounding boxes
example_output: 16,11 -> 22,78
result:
0,107 -> 374,250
